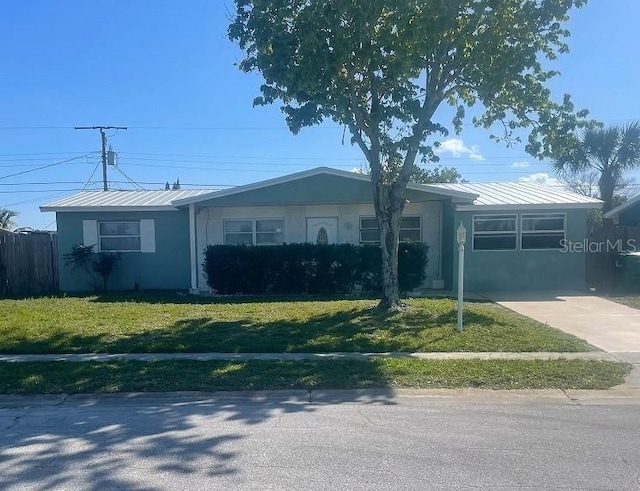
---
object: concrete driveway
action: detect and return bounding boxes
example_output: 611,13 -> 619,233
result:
481,292 -> 640,363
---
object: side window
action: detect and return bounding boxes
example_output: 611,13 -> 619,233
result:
473,215 -> 517,251
98,221 -> 141,251
521,214 -> 565,250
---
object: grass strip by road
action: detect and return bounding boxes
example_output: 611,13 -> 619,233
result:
0,359 -> 629,394
608,295 -> 640,310
0,295 -> 593,353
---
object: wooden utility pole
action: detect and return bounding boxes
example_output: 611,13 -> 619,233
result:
74,126 -> 127,191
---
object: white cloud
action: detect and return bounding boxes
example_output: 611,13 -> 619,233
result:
518,173 -> 561,186
435,138 -> 484,161
511,161 -> 530,168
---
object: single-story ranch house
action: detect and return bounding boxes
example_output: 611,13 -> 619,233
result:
41,167 -> 602,293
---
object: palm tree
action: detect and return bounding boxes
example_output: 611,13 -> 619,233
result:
0,208 -> 18,230
553,122 -> 640,214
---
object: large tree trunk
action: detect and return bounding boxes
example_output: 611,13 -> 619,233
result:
598,172 -> 616,226
372,178 -> 406,311
599,172 -> 616,216
378,210 -> 403,310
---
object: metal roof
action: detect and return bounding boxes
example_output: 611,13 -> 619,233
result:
171,166 -> 478,206
40,174 -> 602,213
40,189 -> 212,212
430,182 -> 602,210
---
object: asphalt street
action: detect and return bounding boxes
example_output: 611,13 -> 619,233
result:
1,391 -> 639,490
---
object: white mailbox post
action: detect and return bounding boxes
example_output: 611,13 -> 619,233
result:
456,222 -> 467,333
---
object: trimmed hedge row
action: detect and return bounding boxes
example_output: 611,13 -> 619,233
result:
203,243 -> 428,294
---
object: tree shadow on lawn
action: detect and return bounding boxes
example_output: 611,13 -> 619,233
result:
88,291 -> 383,305
0,366 -> 397,490
1,304 -> 510,354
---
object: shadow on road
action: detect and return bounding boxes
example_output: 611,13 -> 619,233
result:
0,391 -> 396,490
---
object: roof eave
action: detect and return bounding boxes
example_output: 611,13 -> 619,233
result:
171,166 -> 479,207
39,205 -> 180,213
603,195 -> 640,219
455,202 -> 603,212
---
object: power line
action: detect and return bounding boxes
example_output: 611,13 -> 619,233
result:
117,152 -> 539,162
82,162 -> 102,191
0,181 -> 88,186
74,126 -> 127,191
113,165 -> 145,190
0,151 -> 95,156
0,155 -> 91,181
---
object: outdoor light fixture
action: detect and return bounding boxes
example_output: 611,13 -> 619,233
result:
456,222 -> 466,333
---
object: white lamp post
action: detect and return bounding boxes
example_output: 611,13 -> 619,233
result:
456,222 -> 467,333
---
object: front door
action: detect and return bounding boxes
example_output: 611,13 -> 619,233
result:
306,217 -> 338,244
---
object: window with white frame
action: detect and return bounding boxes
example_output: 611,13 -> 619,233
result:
359,216 -> 422,244
224,219 -> 284,245
521,213 -> 565,250
473,215 -> 517,251
98,221 -> 141,251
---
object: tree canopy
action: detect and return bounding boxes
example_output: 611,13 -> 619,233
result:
553,122 -> 640,214
412,166 -> 463,184
0,208 -> 18,230
229,0 -> 589,309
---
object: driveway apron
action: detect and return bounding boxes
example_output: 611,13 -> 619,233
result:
481,291 -> 640,364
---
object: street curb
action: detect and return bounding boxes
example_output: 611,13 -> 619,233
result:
0,385 -> 638,408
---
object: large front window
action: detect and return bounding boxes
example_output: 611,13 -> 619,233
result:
521,213 -> 565,250
98,221 -> 141,251
359,216 -> 422,244
224,219 -> 284,245
473,215 -> 517,251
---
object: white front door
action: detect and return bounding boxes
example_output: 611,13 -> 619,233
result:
307,217 -> 338,244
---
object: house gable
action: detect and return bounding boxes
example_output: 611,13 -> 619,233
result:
175,170 -> 475,208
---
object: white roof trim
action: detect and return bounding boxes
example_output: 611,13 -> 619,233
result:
603,194 -> 640,219
455,202 -> 603,212
40,205 -> 180,213
171,166 -> 478,206
40,189 -> 212,212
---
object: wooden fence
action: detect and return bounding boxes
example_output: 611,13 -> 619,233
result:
0,230 -> 58,296
586,225 -> 640,291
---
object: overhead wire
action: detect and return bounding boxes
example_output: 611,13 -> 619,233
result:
0,154 -> 93,181
113,165 -> 146,190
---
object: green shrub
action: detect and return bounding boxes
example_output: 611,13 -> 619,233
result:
203,243 -> 428,295
63,244 -> 122,291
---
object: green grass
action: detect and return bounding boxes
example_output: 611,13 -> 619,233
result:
0,294 -> 593,354
607,295 -> 640,310
0,359 -> 629,394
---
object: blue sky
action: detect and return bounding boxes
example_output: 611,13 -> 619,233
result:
1,1 -> 639,230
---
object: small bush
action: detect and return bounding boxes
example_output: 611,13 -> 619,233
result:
203,243 -> 428,295
63,244 -> 122,291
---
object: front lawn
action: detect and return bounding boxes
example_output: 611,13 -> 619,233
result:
0,359 -> 628,393
0,294 -> 593,354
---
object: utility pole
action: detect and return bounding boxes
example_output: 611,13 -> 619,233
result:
74,126 -> 127,191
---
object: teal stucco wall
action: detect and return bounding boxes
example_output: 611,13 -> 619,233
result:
56,210 -> 191,292
448,208 -> 589,291
196,174 -> 445,207
619,205 -> 640,226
